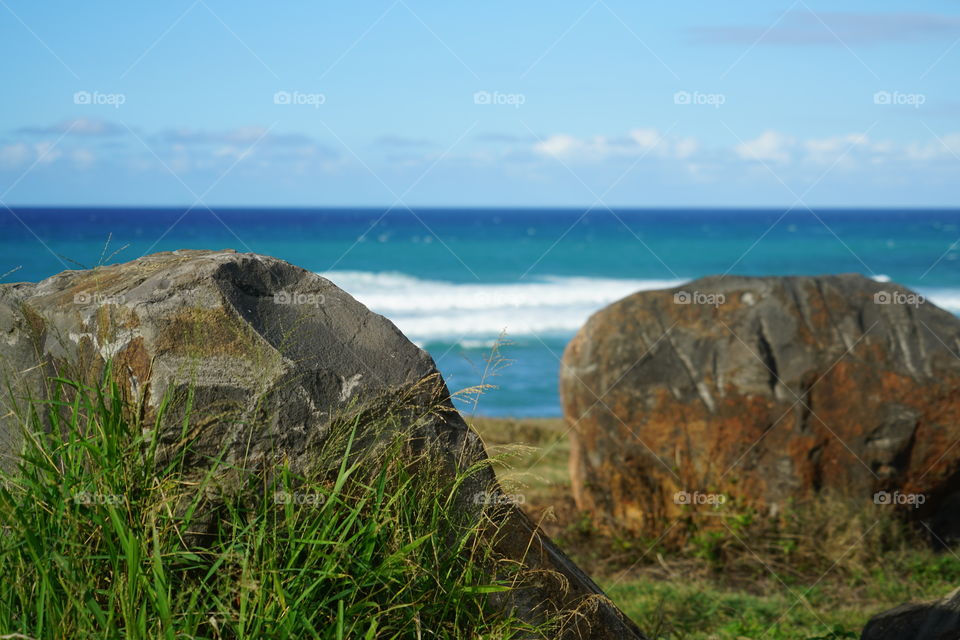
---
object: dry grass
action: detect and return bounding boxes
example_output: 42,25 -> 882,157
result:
470,416 -> 960,639
469,417 -> 578,536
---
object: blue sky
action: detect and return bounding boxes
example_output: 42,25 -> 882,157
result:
1,1 -> 958,206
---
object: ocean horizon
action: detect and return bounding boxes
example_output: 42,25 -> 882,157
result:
3,206 -> 958,416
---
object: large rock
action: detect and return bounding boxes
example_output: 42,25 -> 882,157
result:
0,249 -> 645,640
0,249 -> 474,478
560,274 -> 960,538
861,587 -> 960,639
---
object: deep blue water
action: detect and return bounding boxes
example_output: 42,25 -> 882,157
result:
2,207 -> 958,416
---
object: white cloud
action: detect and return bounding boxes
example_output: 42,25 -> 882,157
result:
0,143 -> 30,169
628,128 -> 661,149
505,126 -> 960,178
18,118 -> 124,137
803,133 -> 868,155
534,134 -> 582,158
801,133 -> 874,167
162,126 -> 314,148
0,141 -> 67,170
533,128 -> 693,162
903,134 -> 960,162
72,149 -> 96,169
673,136 -> 699,159
736,130 -> 795,163
692,11 -> 960,46
33,142 -> 62,165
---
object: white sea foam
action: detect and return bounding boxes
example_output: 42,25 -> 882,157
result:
318,271 -> 960,346
319,271 -> 683,345
918,288 -> 960,314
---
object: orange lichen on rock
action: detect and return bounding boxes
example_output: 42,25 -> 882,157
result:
561,275 -> 960,541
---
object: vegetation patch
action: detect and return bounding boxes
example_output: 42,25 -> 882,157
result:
0,372 -> 548,639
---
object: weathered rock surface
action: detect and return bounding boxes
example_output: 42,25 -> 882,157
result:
560,274 -> 960,539
861,587 -> 960,639
0,249 -> 645,640
0,249 -> 474,477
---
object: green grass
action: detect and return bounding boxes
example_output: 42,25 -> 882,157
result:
605,580 -> 861,639
0,371 -> 550,639
472,416 -> 960,640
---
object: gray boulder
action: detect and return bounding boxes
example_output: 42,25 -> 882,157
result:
0,249 -> 477,478
862,587 -> 960,639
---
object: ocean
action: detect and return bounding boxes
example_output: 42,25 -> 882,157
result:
2,207 -> 958,417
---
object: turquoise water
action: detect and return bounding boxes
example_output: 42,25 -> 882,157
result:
2,207 -> 958,416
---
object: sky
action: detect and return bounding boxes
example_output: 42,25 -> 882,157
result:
0,1 -> 958,207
